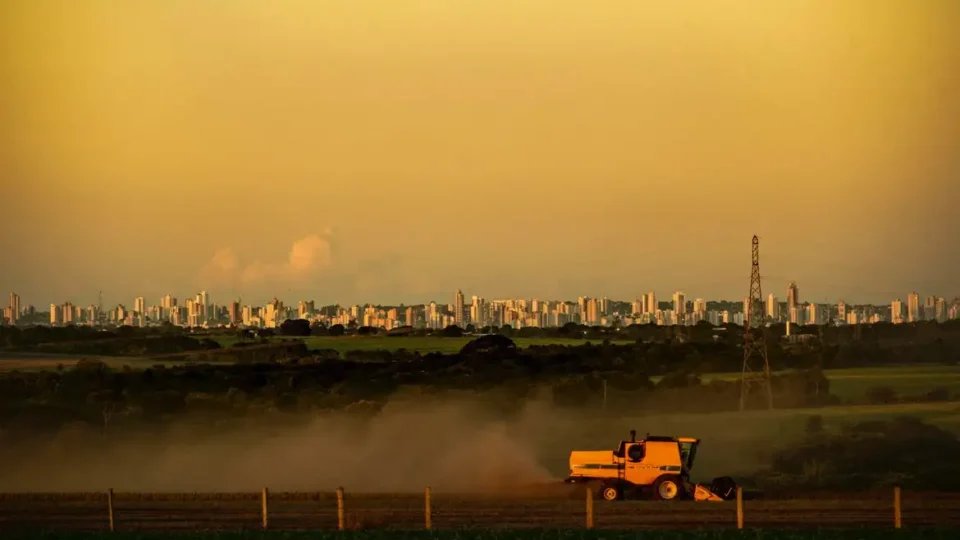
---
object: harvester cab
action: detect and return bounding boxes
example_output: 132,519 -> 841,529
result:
565,430 -> 737,502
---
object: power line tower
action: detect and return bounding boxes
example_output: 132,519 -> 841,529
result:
740,235 -> 774,411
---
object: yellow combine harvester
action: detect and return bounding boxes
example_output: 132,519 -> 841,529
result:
563,430 -> 738,502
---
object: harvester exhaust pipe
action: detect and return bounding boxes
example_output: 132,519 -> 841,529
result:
630,430 -> 636,442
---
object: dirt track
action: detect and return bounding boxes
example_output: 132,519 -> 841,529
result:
2,491 -> 960,531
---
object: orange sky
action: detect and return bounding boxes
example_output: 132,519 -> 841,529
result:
1,0 -> 958,306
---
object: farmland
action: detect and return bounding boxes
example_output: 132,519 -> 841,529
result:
2,348 -> 957,405
2,324 -> 960,503
1,491 -> 960,532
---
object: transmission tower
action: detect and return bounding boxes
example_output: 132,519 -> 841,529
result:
740,235 -> 774,411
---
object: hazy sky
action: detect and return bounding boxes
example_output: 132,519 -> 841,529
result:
2,0 -> 958,307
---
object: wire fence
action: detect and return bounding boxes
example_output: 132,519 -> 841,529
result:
2,486 -> 959,531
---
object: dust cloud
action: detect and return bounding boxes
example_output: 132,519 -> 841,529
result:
0,392 -> 785,493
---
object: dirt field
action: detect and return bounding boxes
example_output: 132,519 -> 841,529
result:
2,491 -> 959,531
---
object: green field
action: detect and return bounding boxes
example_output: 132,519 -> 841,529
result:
3,334 -> 960,404
209,335 -> 633,354
0,354 -> 182,372
668,365 -> 960,403
3,529 -> 957,540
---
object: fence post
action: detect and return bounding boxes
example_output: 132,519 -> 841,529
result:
585,486 -> 594,529
336,487 -> 345,531
425,487 -> 432,530
261,487 -> 269,530
107,488 -> 115,532
894,486 -> 902,529
736,486 -> 743,530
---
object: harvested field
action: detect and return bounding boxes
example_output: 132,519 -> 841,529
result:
2,491 -> 960,531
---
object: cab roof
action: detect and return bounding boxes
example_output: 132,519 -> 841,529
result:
623,435 -> 700,443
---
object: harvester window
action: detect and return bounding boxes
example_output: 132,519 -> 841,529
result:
626,443 -> 645,462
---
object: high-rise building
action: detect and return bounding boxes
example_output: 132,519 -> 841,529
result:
644,292 -> 657,316
907,292 -> 920,323
924,296 -> 937,321
228,301 -> 241,325
935,297 -> 947,323
891,299 -> 904,324
197,291 -> 209,324
61,302 -> 75,325
428,301 -> 439,328
134,297 -> 145,315
49,303 -> 60,325
787,282 -> 799,313
767,294 -> 780,321
264,298 -> 281,328
8,293 -> 20,324
454,290 -> 465,327
672,292 -> 686,315
471,295 -> 486,327
297,300 -> 315,319
837,300 -> 846,321
586,297 -> 600,325
807,303 -> 827,325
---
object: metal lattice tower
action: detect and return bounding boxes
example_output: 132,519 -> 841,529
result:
740,235 -> 774,411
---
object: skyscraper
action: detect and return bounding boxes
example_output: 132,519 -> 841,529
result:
228,301 -> 241,325
767,294 -> 780,321
924,296 -> 937,321
787,282 -> 799,312
891,299 -> 904,324
8,293 -> 20,324
672,292 -> 686,315
198,291 -> 209,324
454,290 -> 465,327
471,295 -> 486,327
935,297 -> 947,323
644,292 -> 657,316
907,292 -> 920,323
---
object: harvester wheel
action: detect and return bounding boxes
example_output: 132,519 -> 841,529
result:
652,476 -> 683,501
600,484 -> 622,501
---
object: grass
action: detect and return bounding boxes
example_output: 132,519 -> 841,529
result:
662,365 -> 960,403
3,529 -> 960,540
209,336 -> 634,355
0,356 -> 181,373
2,334 -> 959,404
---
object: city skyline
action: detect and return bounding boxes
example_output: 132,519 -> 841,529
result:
4,281 -> 958,318
6,284 -> 958,331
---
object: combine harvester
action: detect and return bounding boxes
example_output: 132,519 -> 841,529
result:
564,430 -> 738,501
